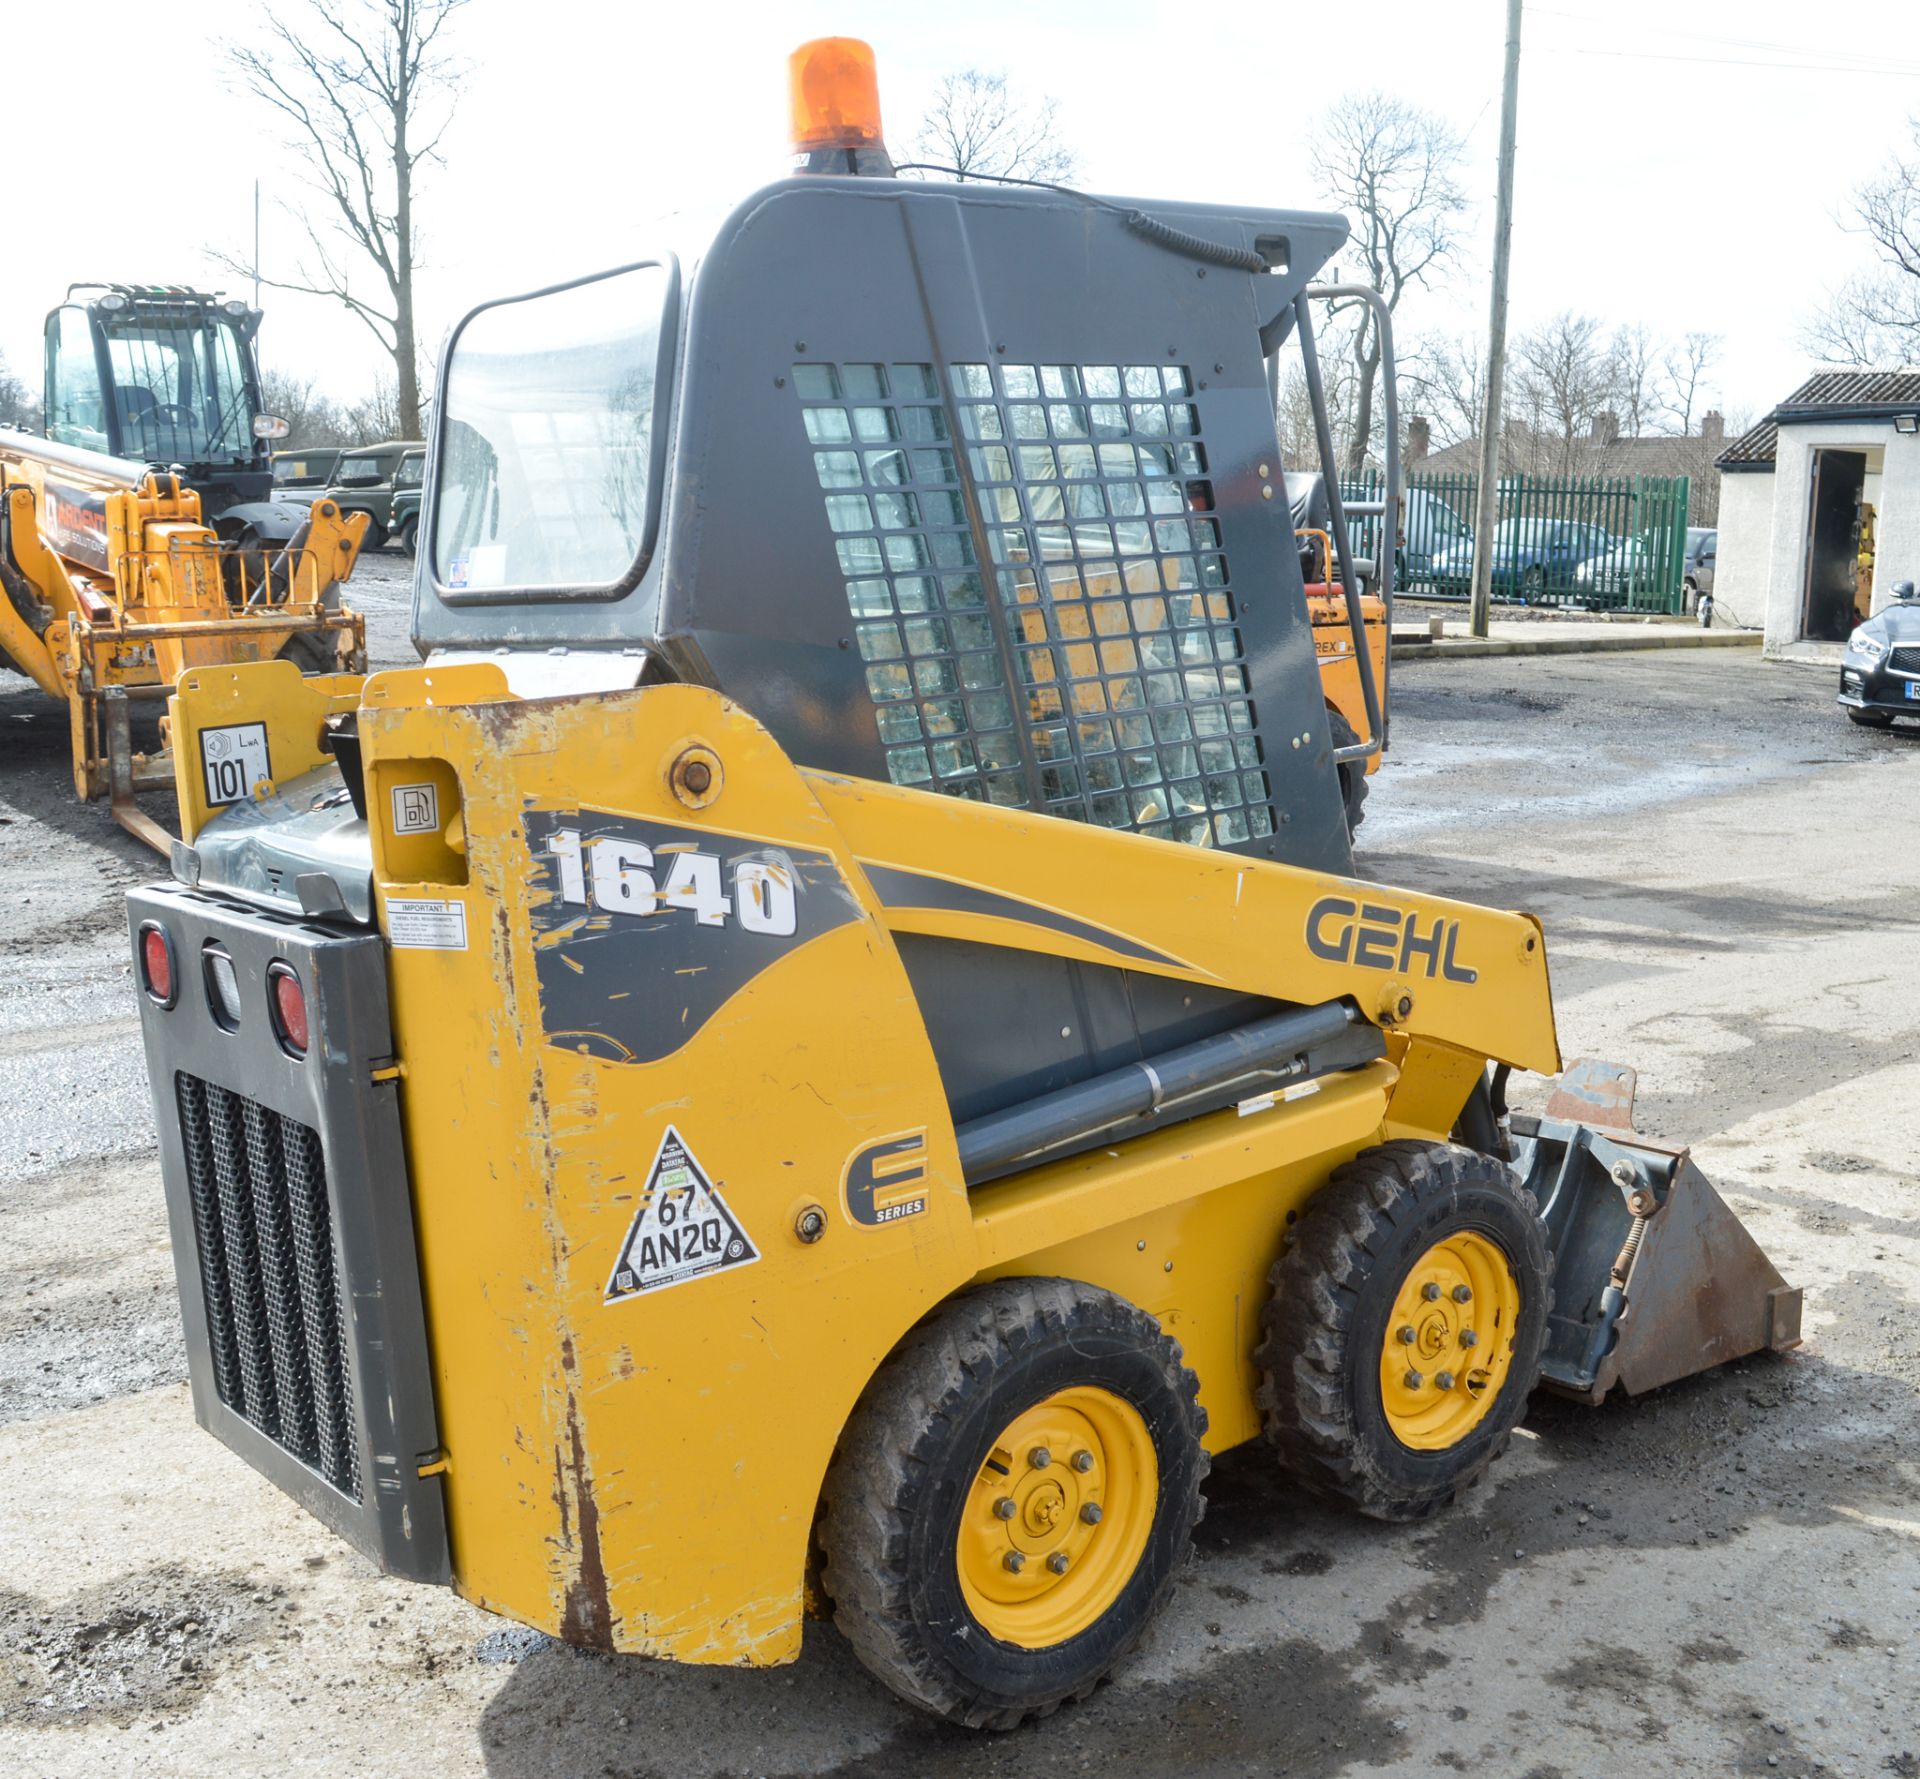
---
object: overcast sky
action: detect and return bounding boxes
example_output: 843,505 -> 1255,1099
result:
7,0 -> 1918,434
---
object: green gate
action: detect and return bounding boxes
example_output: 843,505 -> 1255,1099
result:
1343,470 -> 1693,613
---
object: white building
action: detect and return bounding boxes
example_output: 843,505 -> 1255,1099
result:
1713,373 -> 1920,651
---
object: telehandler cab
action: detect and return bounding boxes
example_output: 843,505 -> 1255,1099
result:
126,38 -> 1798,1729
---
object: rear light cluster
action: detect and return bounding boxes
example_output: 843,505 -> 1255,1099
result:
138,924 -> 308,1058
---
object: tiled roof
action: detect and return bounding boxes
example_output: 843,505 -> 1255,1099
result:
1772,371 -> 1920,412
1715,371 -> 1920,472
1715,417 -> 1779,472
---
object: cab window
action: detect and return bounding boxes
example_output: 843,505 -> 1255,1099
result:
45,307 -> 108,452
433,260 -> 673,598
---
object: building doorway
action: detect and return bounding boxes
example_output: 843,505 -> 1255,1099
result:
1802,449 -> 1867,640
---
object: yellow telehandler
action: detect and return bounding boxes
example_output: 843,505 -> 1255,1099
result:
125,39 -> 1797,1730
1,283 -> 366,848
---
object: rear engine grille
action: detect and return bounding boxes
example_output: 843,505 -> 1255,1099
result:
1887,645 -> 1920,676
174,1073 -> 360,1499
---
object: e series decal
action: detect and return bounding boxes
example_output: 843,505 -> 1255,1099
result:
524,809 -> 863,1066
1305,896 -> 1478,983
843,1131 -> 930,1226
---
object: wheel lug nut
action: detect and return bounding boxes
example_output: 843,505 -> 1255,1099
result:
993,1496 -> 1016,1520
1396,1325 -> 1416,1345
1072,1450 -> 1095,1473
1047,1552 -> 1070,1575
1460,1330 -> 1479,1349
1081,1503 -> 1103,1525
1452,1284 -> 1472,1304
1435,1370 -> 1455,1390
1004,1551 -> 1026,1573
1404,1370 -> 1424,1390
1029,1447 -> 1052,1469
1422,1282 -> 1441,1301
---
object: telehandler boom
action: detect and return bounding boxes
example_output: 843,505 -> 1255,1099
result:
125,39 -> 1797,1731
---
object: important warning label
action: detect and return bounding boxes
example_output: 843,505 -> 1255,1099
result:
386,897 -> 468,950
605,1126 -> 758,1303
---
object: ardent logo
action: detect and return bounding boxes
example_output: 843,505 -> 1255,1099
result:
1305,896 -> 1477,983
844,1131 -> 930,1226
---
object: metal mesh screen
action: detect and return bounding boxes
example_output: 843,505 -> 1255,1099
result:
173,1074 -> 360,1499
792,359 -> 1272,849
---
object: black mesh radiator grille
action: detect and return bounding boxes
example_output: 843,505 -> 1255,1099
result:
173,1073 -> 360,1500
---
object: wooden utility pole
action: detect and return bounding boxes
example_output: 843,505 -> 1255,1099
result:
1470,0 -> 1523,638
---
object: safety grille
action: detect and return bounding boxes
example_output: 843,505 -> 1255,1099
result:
793,359 -> 1272,849
173,1074 -> 360,1500
1888,645 -> 1920,676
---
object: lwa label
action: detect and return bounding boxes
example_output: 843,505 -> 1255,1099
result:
605,1126 -> 759,1303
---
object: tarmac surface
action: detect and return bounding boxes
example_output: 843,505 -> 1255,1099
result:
1,578 -> 1917,1777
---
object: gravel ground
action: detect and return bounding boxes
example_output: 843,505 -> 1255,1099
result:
0,638 -> 1916,1778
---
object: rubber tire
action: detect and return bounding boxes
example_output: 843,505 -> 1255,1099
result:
1326,706 -> 1369,837
277,629 -> 340,674
1256,1140 -> 1551,1524
821,1278 -> 1208,1730
1521,565 -> 1546,599
398,517 -> 418,557
1848,708 -> 1894,728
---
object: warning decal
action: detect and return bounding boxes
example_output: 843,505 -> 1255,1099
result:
605,1126 -> 759,1304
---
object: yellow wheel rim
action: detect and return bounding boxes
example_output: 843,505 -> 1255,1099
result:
956,1385 -> 1158,1649
1378,1232 -> 1522,1451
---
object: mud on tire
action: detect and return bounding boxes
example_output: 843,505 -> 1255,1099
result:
1256,1139 -> 1551,1523
821,1278 -> 1208,1730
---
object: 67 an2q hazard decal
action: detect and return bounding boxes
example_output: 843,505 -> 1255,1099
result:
606,1127 -> 758,1302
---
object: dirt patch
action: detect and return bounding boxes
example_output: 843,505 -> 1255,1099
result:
0,1566 -> 270,1728
479,1625 -> 1409,1779
1265,1549 -> 1336,1577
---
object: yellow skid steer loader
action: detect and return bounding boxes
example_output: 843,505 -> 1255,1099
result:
125,39 -> 1798,1731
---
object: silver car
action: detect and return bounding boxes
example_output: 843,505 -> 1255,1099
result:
1685,528 -> 1717,599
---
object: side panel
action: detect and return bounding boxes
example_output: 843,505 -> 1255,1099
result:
358,683 -> 981,1664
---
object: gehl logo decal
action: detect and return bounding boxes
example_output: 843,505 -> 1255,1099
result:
1305,897 -> 1478,983
844,1131 -> 930,1227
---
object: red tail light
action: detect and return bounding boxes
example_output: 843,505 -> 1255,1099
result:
140,923 -> 177,1007
269,963 -> 309,1056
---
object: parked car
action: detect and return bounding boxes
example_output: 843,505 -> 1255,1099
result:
271,447 -> 342,492
1838,579 -> 1920,726
1337,483 -> 1473,588
1429,518 -> 1615,600
1572,530 -> 1686,603
326,440 -> 425,548
1684,528 -> 1717,601
390,472 -> 423,556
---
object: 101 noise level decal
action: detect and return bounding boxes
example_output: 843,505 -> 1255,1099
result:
605,1126 -> 759,1303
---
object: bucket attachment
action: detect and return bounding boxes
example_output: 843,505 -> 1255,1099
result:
1510,1058 -> 1803,1405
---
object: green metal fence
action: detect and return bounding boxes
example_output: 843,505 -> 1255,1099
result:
1344,469 -> 1693,613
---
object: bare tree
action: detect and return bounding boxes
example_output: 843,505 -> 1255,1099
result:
1805,116 -> 1920,369
1659,331 -> 1720,434
260,368 -> 371,447
1508,313 -> 1621,475
1403,332 -> 1486,452
1610,323 -> 1660,439
222,0 -> 468,438
1311,93 -> 1467,475
910,70 -> 1078,183
343,375 -> 405,445
0,353 -> 38,431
